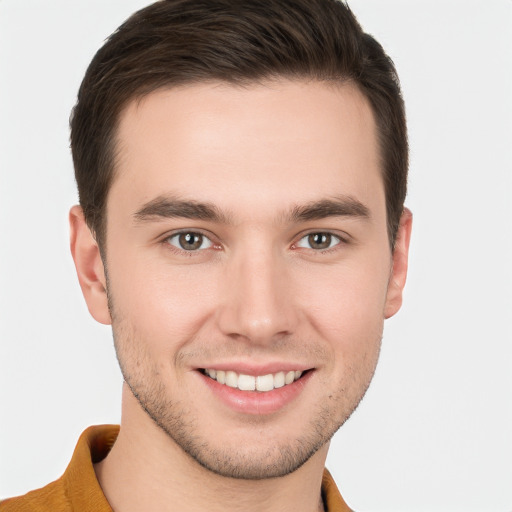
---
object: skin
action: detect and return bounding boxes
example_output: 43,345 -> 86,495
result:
70,79 -> 412,512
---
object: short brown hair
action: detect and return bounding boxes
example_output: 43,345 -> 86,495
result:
70,0 -> 408,249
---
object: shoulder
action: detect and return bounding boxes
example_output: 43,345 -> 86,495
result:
0,478 -> 69,512
1,425 -> 119,512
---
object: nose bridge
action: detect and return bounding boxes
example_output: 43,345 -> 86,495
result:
217,242 -> 295,343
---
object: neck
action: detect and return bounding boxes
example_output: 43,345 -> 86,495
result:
95,387 -> 328,512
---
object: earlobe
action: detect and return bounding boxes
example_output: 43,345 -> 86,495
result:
69,205 -> 111,325
384,208 -> 413,319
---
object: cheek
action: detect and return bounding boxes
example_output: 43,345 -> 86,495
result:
107,253 -> 219,350
298,259 -> 390,353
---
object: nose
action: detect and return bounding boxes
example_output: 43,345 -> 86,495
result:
216,247 -> 298,345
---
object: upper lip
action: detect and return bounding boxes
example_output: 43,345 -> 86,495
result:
196,362 -> 314,376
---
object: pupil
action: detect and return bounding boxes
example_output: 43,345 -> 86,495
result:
179,233 -> 202,250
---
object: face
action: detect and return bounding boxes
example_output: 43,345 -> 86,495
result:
78,80 -> 409,479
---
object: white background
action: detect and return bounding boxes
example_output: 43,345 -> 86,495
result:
0,1 -> 511,511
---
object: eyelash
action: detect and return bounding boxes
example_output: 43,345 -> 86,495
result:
164,230 -> 218,254
162,230 -> 349,255
293,232 -> 347,253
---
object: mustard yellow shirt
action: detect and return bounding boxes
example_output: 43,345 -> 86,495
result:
1,425 -> 352,512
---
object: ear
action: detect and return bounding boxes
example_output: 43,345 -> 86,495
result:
69,205 -> 111,325
384,208 -> 413,319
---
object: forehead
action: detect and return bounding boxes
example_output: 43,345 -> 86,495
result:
111,79 -> 383,220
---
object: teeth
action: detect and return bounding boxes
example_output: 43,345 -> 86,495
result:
203,368 -> 305,392
225,371 -> 238,388
273,371 -> 285,389
238,374 -> 256,391
256,374 -> 274,392
216,370 -> 226,384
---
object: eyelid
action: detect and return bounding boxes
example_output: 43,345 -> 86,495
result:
292,229 -> 351,251
162,228 -> 220,252
161,227 -> 217,241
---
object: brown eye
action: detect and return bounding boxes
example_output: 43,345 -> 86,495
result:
296,232 -> 341,250
308,233 -> 332,249
167,232 -> 213,251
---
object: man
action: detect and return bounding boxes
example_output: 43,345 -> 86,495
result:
1,0 -> 411,510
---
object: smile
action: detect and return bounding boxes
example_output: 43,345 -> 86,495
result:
201,369 -> 304,392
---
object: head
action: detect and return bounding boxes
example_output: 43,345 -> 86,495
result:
70,0 -> 411,480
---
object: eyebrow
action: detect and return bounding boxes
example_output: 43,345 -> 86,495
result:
133,194 -> 370,225
289,196 -> 371,222
134,196 -> 231,224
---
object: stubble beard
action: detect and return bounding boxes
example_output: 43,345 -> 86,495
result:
107,288 -> 381,480
121,366 -> 336,480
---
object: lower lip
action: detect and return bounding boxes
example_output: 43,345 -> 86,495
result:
199,370 -> 313,415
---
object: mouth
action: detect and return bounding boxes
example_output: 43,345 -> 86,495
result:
197,366 -> 314,415
200,368 -> 307,392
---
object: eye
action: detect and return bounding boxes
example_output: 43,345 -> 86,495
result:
166,232 -> 213,251
295,232 -> 342,250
